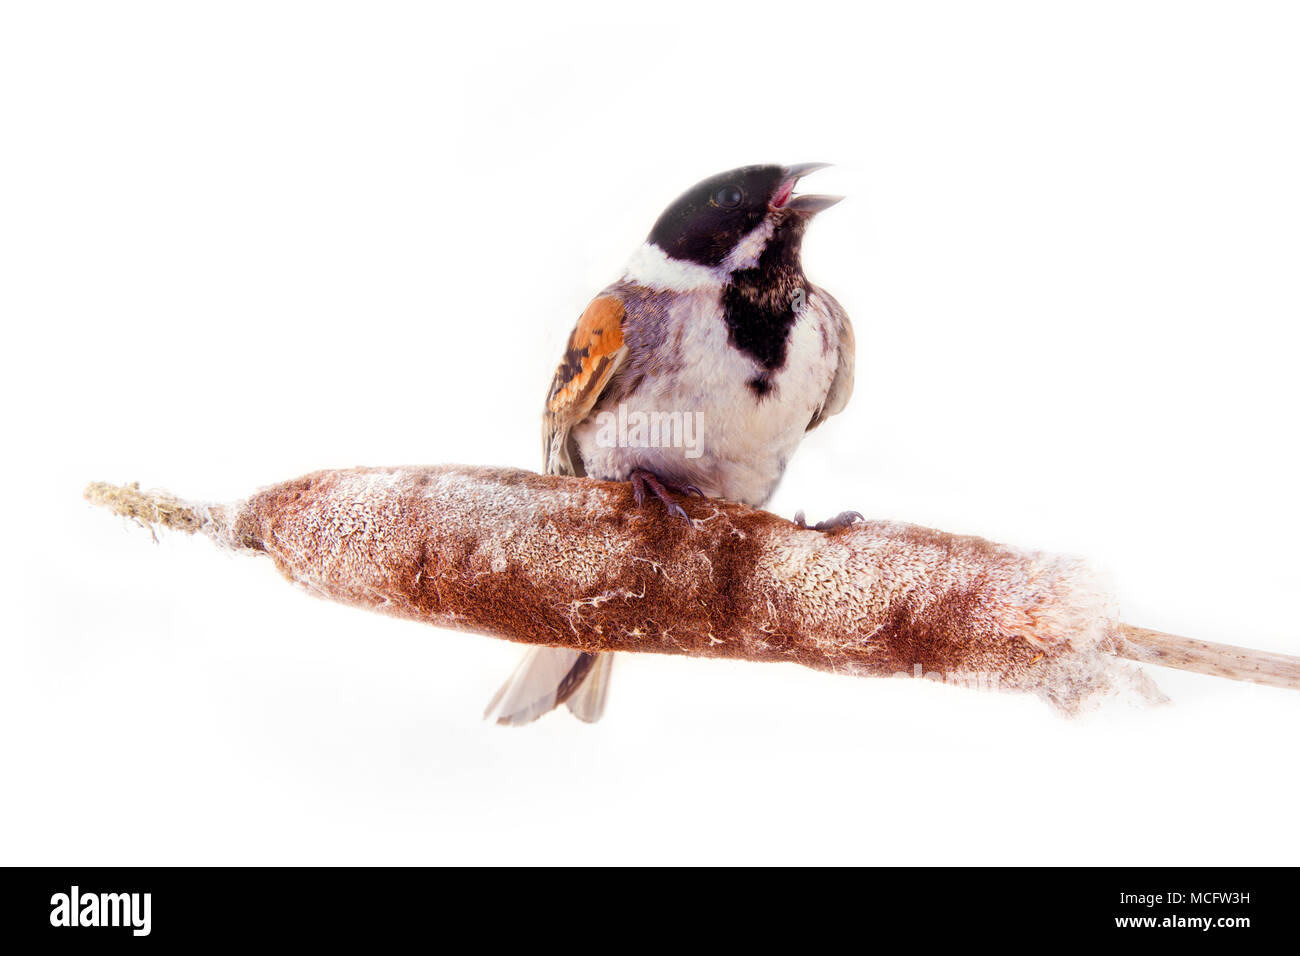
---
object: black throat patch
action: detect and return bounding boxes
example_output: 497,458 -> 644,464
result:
721,215 -> 809,396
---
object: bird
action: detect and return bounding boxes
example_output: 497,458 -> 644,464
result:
484,163 -> 856,726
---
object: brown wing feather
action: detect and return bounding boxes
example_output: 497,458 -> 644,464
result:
542,295 -> 627,475
808,289 -> 856,431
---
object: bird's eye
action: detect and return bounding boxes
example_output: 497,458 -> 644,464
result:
714,185 -> 743,208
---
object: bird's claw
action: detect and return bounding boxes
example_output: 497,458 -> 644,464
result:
630,470 -> 698,525
793,509 -> 864,532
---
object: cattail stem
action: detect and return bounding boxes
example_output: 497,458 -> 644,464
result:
1116,624 -> 1300,691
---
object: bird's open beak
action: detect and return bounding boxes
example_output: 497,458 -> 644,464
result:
771,163 -> 843,214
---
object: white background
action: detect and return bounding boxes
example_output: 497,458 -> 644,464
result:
2,1 -> 1297,865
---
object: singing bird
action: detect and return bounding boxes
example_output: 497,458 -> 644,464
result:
485,163 -> 856,725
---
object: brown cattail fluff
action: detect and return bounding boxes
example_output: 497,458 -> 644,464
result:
91,465 -> 1161,714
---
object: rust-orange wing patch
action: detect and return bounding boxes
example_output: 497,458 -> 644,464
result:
547,296 -> 626,415
543,295 -> 627,473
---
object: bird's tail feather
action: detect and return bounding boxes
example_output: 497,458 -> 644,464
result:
484,647 -> 613,726
564,652 -> 612,723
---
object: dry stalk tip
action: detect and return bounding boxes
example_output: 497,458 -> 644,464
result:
83,481 -> 211,536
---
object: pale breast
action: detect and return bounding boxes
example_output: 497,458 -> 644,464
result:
570,286 -> 841,507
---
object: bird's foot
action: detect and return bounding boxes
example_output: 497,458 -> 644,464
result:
793,509 -> 864,532
629,469 -> 704,525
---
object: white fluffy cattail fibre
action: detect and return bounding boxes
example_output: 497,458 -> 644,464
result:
87,465 -> 1166,713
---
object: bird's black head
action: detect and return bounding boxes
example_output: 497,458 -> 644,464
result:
645,163 -> 841,269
